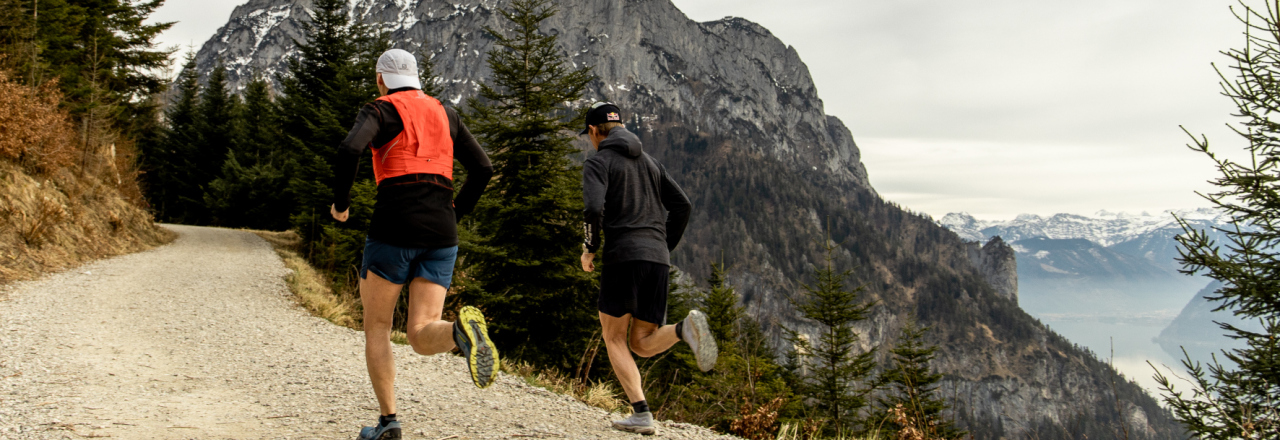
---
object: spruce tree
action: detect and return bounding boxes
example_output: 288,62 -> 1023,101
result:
189,63 -> 239,224
659,262 -> 793,433
9,0 -> 172,133
876,320 -> 964,439
276,0 -> 384,268
205,74 -> 290,230
146,54 -> 201,223
1153,2 -> 1280,437
0,0 -> 34,74
784,239 -> 877,434
460,0 -> 596,368
702,261 -> 742,345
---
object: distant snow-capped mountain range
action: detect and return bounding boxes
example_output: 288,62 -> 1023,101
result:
940,208 -> 1237,369
940,208 -> 1231,248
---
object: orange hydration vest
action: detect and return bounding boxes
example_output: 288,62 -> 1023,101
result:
371,91 -> 454,184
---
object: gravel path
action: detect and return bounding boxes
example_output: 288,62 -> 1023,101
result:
0,225 -> 735,440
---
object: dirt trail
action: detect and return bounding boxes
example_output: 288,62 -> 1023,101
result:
0,225 -> 733,440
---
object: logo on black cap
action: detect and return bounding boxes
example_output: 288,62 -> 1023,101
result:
581,102 -> 623,135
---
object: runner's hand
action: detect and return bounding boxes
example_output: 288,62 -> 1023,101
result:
330,204 -> 349,222
581,252 -> 595,272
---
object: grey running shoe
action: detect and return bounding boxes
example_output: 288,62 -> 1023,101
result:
682,310 -> 718,372
357,421 -> 401,440
611,411 -> 656,435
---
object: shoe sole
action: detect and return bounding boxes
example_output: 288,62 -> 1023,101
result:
686,310 -> 718,372
612,423 -> 657,436
457,306 -> 499,388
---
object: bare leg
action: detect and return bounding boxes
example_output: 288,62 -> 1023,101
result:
627,319 -> 680,358
600,312 -> 647,403
361,272 -> 403,416
405,277 -> 455,355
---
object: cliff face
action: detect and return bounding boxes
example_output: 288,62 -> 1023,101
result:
195,0 -> 870,190
966,236 -> 1017,303
190,1 -> 1179,437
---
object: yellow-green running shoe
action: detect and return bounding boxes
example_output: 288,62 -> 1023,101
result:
453,306 -> 499,388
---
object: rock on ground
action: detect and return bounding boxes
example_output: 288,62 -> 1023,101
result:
0,225 -> 736,440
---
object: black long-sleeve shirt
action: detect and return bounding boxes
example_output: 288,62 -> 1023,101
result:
583,127 -> 691,265
332,88 -> 493,249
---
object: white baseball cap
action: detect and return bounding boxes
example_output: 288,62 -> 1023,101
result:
376,49 -> 422,90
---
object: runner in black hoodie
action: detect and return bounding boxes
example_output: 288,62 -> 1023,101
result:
579,102 -> 718,435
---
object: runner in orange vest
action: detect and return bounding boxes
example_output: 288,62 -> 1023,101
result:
330,48 -> 497,440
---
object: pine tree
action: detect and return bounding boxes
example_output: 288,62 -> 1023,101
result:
460,0 -> 596,369
876,320 -> 964,439
634,263 -> 792,434
145,53 -> 201,223
276,0 -> 385,268
784,238 -> 877,434
1152,2 -> 1280,437
188,62 -> 240,224
695,263 -> 793,432
0,0 -> 35,75
236,75 -> 281,161
8,0 -> 172,133
205,74 -> 290,230
702,261 -> 742,345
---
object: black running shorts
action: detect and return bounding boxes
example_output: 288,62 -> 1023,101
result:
599,261 -> 670,325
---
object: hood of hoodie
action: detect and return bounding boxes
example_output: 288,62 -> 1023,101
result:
598,127 -> 642,158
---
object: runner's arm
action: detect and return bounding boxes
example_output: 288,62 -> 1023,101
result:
331,103 -> 382,212
582,158 -> 607,254
448,108 -> 493,222
659,165 -> 691,251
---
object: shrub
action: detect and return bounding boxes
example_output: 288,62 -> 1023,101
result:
0,70 -> 77,175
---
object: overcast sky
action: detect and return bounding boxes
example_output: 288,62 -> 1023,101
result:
150,0 -> 1249,220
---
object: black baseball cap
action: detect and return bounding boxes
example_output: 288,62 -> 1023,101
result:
580,102 -> 623,135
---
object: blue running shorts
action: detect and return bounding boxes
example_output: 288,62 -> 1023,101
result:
360,237 -> 458,288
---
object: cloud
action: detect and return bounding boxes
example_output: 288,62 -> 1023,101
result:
858,137 -> 1223,220
671,0 -> 1250,218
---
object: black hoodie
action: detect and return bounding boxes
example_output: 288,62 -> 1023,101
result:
582,127 -> 691,265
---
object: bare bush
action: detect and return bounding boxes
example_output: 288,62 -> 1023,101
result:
729,396 -> 784,440
0,70 -> 78,175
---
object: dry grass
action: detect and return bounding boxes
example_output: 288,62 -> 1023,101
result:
0,69 -> 170,286
776,422 -> 883,440
502,358 -> 627,413
0,154 -> 173,284
251,230 -> 411,345
251,230 -> 361,330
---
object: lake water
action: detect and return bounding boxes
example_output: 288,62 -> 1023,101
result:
1038,316 -> 1184,398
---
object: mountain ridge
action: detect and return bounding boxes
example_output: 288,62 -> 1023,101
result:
941,208 -> 1230,248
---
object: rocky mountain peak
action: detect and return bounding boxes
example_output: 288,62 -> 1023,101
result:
192,0 -> 870,189
966,235 -> 1018,303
